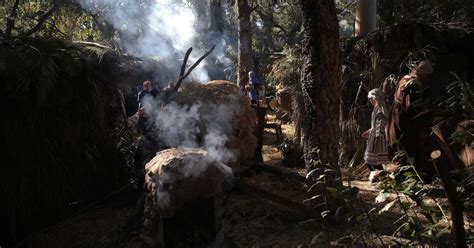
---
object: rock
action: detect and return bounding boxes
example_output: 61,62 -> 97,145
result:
144,148 -> 234,218
171,80 -> 257,169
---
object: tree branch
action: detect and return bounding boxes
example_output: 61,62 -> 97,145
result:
172,45 -> 216,93
21,2 -> 60,37
177,47 -> 193,82
5,0 -> 21,35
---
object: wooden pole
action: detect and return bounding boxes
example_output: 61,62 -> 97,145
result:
431,150 -> 466,248
253,105 -> 266,162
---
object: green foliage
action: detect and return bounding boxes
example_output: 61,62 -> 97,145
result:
378,0 -> 474,27
437,75 -> 474,146
0,0 -> 104,41
336,0 -> 355,38
250,0 -> 302,54
376,150 -> 451,245
441,74 -> 473,119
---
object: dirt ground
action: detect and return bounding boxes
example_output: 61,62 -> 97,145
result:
21,113 -> 473,247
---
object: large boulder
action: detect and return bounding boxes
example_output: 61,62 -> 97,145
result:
176,80 -> 257,168
140,148 -> 232,247
141,80 -> 257,169
144,148 -> 233,218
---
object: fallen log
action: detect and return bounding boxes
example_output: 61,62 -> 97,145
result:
234,179 -> 318,219
255,163 -> 308,183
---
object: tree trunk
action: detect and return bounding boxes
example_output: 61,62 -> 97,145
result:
236,0 -> 253,90
300,0 -> 341,183
5,0 -> 21,35
210,0 -> 224,32
255,6 -> 275,53
193,0 -> 209,39
355,0 -> 377,36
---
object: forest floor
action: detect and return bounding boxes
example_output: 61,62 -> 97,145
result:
21,113 -> 472,247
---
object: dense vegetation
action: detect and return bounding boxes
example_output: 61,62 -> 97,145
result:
1,0 -> 473,247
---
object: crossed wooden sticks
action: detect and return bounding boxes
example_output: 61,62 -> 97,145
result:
171,45 -> 216,93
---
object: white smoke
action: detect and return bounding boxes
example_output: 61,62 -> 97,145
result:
145,94 -> 240,214
143,96 -> 238,165
77,0 -> 216,82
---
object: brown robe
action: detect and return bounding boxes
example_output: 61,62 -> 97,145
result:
387,74 -> 436,172
387,75 -> 421,146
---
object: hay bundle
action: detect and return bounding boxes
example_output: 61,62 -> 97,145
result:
170,80 -> 257,168
144,148 -> 232,218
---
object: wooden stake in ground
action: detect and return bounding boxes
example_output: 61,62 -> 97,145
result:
430,150 -> 466,248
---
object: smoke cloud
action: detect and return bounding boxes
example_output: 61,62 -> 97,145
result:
77,0 -> 232,82
143,95 -> 239,213
143,96 -> 238,165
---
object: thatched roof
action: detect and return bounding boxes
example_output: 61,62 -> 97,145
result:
339,21 -> 474,169
0,36 -> 138,245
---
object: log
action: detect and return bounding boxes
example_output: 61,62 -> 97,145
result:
256,163 -> 307,183
431,150 -> 466,248
235,179 -> 319,219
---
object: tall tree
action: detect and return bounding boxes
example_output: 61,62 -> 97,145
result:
299,0 -> 341,183
236,0 -> 253,89
254,3 -> 275,53
210,0 -> 224,32
355,0 -> 377,36
193,0 -> 209,33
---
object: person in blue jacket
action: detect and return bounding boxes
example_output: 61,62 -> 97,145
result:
246,71 -> 260,104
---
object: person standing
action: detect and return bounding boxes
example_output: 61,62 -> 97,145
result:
362,88 -> 390,182
137,80 -> 159,108
247,71 -> 260,104
386,60 -> 433,167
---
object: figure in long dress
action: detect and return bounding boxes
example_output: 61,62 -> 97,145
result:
362,88 -> 390,182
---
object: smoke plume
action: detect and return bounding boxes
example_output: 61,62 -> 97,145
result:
142,95 -> 238,166
77,0 -> 235,82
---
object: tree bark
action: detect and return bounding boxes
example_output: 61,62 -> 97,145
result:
194,0 -> 209,34
236,0 -> 253,90
355,0 -> 377,36
300,0 -> 341,183
210,0 -> 224,32
5,0 -> 21,35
